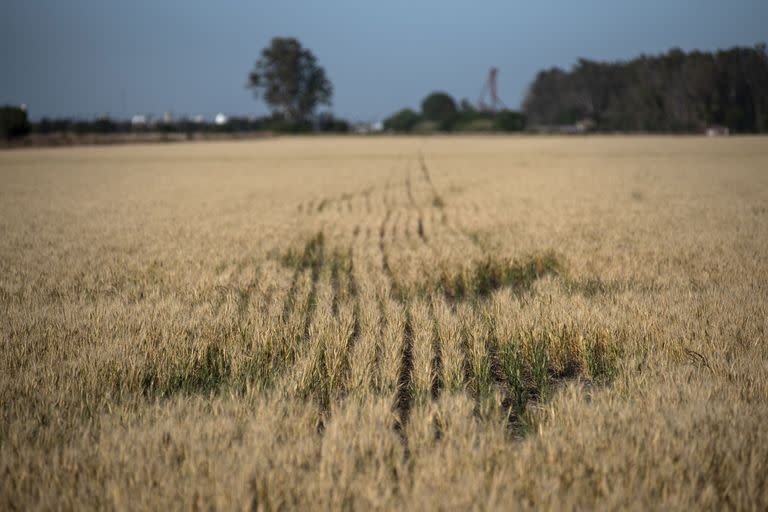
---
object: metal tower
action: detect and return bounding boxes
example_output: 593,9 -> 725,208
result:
478,67 -> 507,114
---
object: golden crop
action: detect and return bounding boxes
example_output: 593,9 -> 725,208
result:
1,136 -> 767,509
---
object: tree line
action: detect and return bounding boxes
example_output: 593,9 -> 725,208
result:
3,39 -> 767,140
0,112 -> 350,140
523,44 -> 768,133
383,92 -> 526,133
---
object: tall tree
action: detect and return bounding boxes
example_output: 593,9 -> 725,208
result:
0,106 -> 30,140
247,37 -> 333,122
421,92 -> 457,121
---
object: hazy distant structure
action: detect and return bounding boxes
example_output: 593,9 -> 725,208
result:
353,121 -> 384,134
163,112 -> 175,124
192,115 -> 205,124
214,113 -> 228,125
478,67 -> 507,114
131,115 -> 147,126
706,125 -> 730,136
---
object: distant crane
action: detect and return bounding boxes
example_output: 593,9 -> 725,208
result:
478,67 -> 507,114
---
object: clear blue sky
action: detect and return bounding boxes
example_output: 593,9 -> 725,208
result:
1,1 -> 766,122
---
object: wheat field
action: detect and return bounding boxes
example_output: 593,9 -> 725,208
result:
1,136 -> 767,510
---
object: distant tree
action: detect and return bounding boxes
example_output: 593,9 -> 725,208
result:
317,112 -> 350,133
383,108 -> 421,132
743,43 -> 768,132
493,111 -> 526,132
0,106 -> 30,139
92,117 -> 117,134
263,114 -> 313,134
459,98 -> 476,112
421,92 -> 457,121
247,37 -> 333,122
523,44 -> 768,133
33,117 -> 74,134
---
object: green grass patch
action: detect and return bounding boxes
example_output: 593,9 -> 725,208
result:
141,343 -> 231,398
435,251 -> 562,301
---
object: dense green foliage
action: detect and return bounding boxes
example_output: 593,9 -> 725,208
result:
383,108 -> 420,132
29,114 -> 348,136
421,92 -> 458,121
384,92 -> 526,133
316,113 -> 351,133
247,37 -> 333,122
0,106 -> 30,139
523,44 -> 768,132
493,111 -> 527,132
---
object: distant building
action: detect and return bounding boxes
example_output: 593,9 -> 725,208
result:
575,118 -> 595,133
163,111 -> 175,124
192,115 -> 205,124
353,121 -> 384,134
131,115 -> 147,126
706,125 -> 729,137
214,113 -> 228,126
